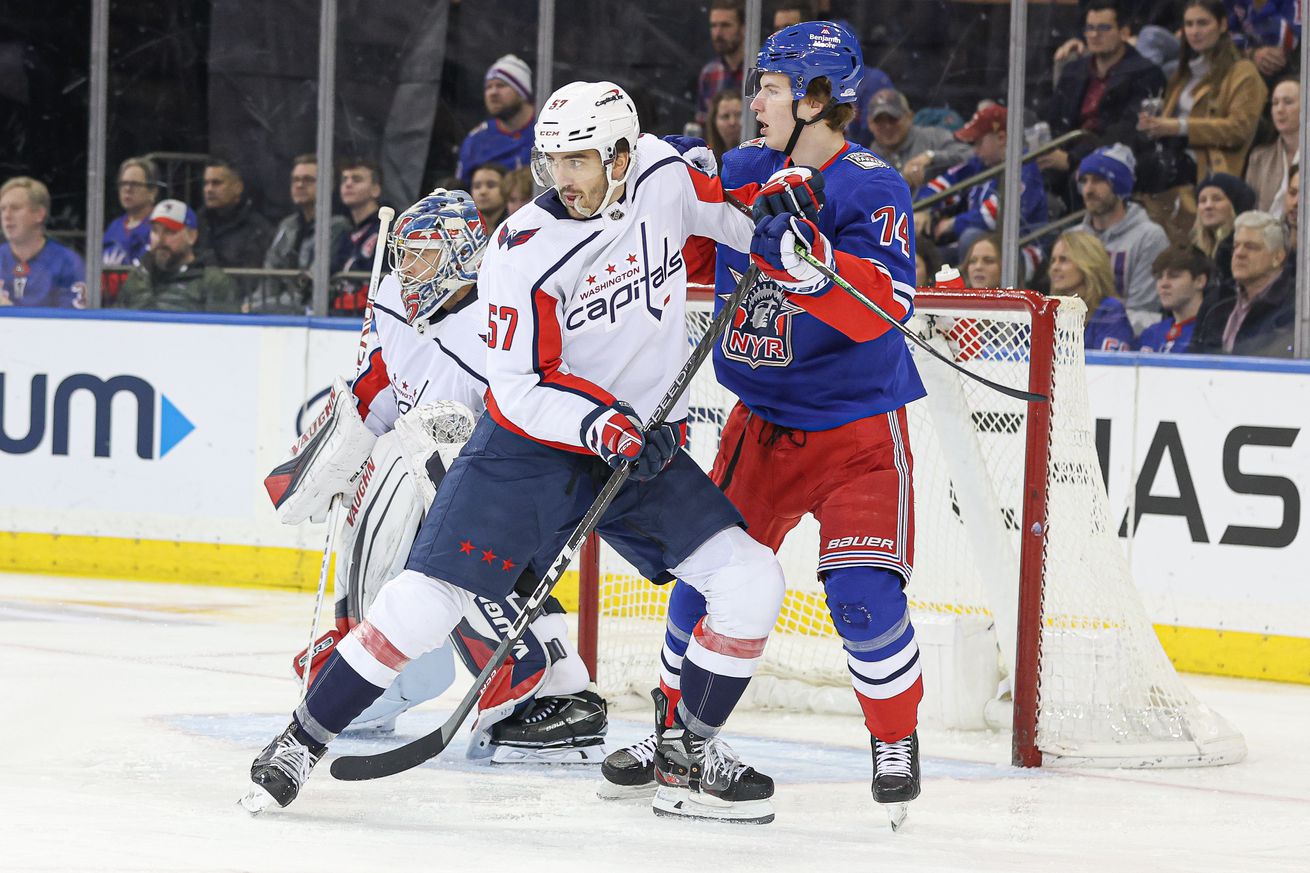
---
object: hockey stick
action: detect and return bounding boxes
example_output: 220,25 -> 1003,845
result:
329,263 -> 764,782
296,206 -> 396,702
722,192 -> 1047,404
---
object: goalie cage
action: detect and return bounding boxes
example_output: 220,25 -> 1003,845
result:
577,286 -> 1246,769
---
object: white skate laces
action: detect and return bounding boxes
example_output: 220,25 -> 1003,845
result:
625,733 -> 660,767
700,737 -> 750,788
269,735 -> 318,786
874,737 -> 914,778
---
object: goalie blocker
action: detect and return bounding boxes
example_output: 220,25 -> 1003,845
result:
275,402 -> 606,762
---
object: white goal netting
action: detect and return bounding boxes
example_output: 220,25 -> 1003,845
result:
589,288 -> 1245,768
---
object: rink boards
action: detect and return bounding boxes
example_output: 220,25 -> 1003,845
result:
1,309 -> 1307,683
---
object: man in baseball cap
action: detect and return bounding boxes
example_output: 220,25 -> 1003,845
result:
457,54 -> 536,184
116,197 -> 238,311
866,89 -> 971,189
149,198 -> 198,231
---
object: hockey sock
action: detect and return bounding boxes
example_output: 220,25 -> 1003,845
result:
293,649 -> 388,747
824,567 -> 923,742
674,616 -> 767,737
659,581 -> 706,726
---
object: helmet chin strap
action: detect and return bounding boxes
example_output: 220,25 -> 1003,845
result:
782,98 -> 837,160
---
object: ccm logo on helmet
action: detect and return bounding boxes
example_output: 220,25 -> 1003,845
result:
826,535 -> 895,550
595,88 -> 624,106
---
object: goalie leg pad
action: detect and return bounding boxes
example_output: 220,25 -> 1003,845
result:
823,566 -> 923,742
348,644 -> 456,733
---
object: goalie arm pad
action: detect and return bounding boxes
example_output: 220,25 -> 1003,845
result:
265,376 -> 378,525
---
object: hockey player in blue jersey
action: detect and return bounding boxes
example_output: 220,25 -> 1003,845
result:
601,21 -> 926,824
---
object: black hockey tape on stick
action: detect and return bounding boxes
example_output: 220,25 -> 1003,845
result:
721,192 -> 1048,405
329,263 -> 765,782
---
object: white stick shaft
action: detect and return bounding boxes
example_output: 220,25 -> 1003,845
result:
298,205 -> 397,703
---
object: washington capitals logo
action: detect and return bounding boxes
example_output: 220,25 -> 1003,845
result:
498,224 -> 541,250
721,267 -> 803,368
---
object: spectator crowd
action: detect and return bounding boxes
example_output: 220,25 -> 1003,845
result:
0,0 -> 1302,358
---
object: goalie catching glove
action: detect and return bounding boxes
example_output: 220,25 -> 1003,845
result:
581,401 -> 685,481
264,377 -> 377,524
751,166 -> 825,224
750,213 -> 835,294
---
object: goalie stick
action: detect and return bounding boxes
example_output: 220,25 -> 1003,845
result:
722,191 -> 1048,404
328,263 -> 764,782
296,205 -> 396,702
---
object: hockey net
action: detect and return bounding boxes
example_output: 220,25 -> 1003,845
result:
578,286 -> 1245,768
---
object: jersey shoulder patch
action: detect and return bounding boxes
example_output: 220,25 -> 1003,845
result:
740,137 -> 768,149
843,151 -> 889,171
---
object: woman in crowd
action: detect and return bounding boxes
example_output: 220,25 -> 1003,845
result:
1048,230 -> 1135,351
1192,173 -> 1255,287
469,162 -> 509,233
503,166 -> 535,216
1245,76 -> 1300,217
705,89 -> 743,163
962,234 -> 1002,288
1137,0 -> 1267,240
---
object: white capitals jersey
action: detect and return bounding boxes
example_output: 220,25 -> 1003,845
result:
351,273 -> 489,436
478,135 -> 753,451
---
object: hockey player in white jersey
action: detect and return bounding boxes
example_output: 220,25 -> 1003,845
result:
246,82 -> 787,824
262,190 -> 606,765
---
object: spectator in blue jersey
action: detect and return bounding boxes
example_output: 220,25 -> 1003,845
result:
103,156 -> 160,269
257,154 -> 350,313
916,103 -> 1049,276
1075,144 -> 1171,332
1227,0 -> 1300,78
1138,246 -> 1211,353
1048,230 -> 1135,351
198,157 -> 274,270
1191,210 -> 1295,356
456,55 -> 535,185
0,176 -> 85,308
116,199 -> 239,313
695,0 -> 746,128
330,157 -> 384,315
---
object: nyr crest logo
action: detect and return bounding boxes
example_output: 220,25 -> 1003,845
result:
498,225 -> 540,250
721,267 -> 803,368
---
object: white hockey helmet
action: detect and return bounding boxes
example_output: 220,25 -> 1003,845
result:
531,81 -> 640,217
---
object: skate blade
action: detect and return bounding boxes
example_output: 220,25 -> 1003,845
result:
490,743 -> 606,765
651,786 -> 775,825
238,785 -> 277,816
886,802 -> 909,832
596,779 -> 657,801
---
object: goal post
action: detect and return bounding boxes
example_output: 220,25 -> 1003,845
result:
579,286 -> 1246,769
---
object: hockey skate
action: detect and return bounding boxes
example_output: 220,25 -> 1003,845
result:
650,694 -> 774,824
872,730 -> 920,831
239,722 -> 326,815
487,689 -> 608,764
597,688 -> 666,800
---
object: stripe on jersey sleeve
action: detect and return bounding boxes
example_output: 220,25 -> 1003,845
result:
352,347 -> 389,420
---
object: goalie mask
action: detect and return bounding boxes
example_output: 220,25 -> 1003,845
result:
387,190 -> 489,332
531,81 -> 640,218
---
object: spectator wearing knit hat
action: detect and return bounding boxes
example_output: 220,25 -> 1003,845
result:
1075,144 -> 1170,331
456,54 -> 535,185
1191,172 -> 1256,290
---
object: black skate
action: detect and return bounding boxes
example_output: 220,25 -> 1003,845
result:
650,696 -> 774,824
597,688 -> 665,800
872,730 -> 920,831
488,688 -> 608,764
239,722 -> 326,814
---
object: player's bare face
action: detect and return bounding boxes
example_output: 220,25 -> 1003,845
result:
547,151 -> 610,218
750,73 -> 800,151
0,188 -> 45,245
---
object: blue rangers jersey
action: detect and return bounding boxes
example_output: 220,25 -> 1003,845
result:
0,239 -> 86,308
1084,296 -> 1135,351
456,116 -> 536,183
917,153 -> 1049,272
713,139 -> 925,430
102,215 -> 151,266
1136,315 -> 1195,354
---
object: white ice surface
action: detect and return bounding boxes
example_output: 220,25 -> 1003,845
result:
3,573 -> 1308,873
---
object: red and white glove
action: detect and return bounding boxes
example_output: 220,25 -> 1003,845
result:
581,401 -> 645,470
749,214 -> 835,293
751,166 -> 825,224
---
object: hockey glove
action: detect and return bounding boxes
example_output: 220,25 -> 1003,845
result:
751,166 -> 825,224
633,419 -> 687,482
581,401 -> 645,471
750,214 -> 835,293
661,135 -> 719,177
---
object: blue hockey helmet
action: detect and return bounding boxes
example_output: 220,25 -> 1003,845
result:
746,21 -> 864,104
387,189 -> 488,332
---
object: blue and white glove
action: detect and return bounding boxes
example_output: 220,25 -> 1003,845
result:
749,214 -> 835,293
751,166 -> 825,224
633,419 -> 687,482
582,401 -> 645,470
661,135 -> 719,178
